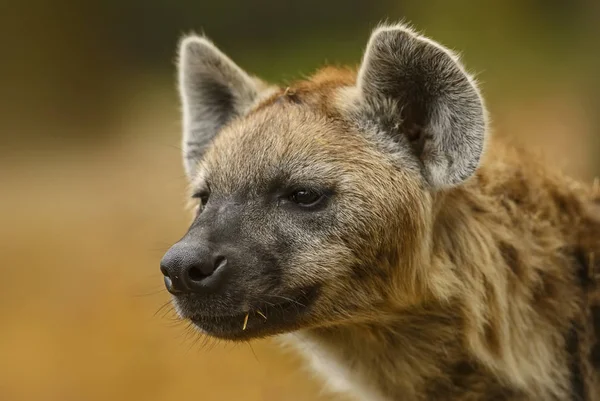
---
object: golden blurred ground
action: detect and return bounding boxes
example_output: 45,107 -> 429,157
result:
0,81 -> 595,401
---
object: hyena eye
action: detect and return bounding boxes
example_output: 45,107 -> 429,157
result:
192,191 -> 210,207
288,189 -> 324,207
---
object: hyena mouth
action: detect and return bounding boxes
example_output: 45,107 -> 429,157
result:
188,286 -> 320,340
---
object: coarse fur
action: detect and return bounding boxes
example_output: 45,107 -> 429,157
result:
165,23 -> 600,400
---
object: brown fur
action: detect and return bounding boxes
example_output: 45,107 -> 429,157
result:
267,73 -> 600,401
170,25 -> 600,401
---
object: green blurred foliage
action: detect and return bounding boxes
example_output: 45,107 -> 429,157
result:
1,0 -> 598,144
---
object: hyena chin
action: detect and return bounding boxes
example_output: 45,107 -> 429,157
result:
161,23 -> 600,401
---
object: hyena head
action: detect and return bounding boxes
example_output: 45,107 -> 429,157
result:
161,24 -> 487,340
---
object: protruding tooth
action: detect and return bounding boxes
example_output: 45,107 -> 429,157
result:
242,312 -> 249,330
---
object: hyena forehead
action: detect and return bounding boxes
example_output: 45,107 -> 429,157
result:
197,101 -> 398,193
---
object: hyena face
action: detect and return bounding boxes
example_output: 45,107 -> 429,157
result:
161,24 -> 487,340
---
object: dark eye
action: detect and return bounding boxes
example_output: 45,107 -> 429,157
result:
192,191 -> 210,207
288,189 -> 324,207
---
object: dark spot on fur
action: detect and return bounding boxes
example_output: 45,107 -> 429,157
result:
591,305 -> 600,338
498,241 -> 522,277
552,191 -> 570,213
471,204 -> 486,213
532,271 -> 559,305
350,262 -> 371,281
575,248 -> 592,288
475,171 -> 489,187
350,256 -> 390,283
450,361 -> 477,387
566,322 -> 585,401
428,359 -> 519,400
562,246 -> 593,289
503,171 -> 528,205
590,342 -> 600,369
481,281 -> 502,357
256,248 -> 284,291
551,188 -> 582,216
483,322 -> 502,357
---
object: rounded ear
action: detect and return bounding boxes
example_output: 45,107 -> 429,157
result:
178,35 -> 273,179
355,24 -> 487,189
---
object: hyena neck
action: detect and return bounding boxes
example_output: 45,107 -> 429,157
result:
292,304 -> 477,401
423,161 -> 588,399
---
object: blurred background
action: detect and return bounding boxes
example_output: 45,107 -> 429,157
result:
1,1 -> 599,400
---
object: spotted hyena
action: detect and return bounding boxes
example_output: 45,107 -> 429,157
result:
160,23 -> 600,401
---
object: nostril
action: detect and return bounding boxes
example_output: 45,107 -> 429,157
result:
188,265 -> 209,282
186,256 -> 227,283
163,275 -> 182,294
214,256 -> 227,271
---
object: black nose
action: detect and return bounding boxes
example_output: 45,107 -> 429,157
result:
160,242 -> 229,295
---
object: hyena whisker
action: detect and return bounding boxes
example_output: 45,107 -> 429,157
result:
246,341 -> 259,362
154,300 -> 176,318
267,294 -> 307,308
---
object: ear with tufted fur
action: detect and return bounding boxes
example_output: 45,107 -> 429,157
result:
356,24 -> 487,189
178,35 -> 268,178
